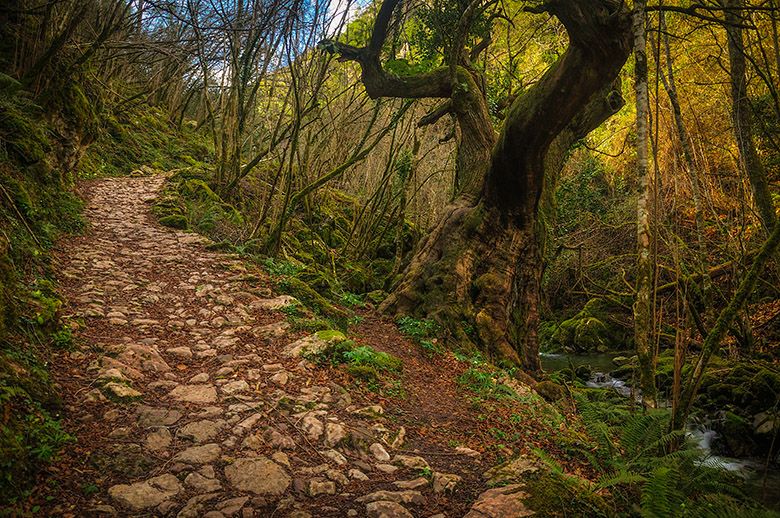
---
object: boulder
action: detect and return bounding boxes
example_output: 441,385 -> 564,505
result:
365,501 -> 414,518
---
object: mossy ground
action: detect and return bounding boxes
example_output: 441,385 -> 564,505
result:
0,76 -> 84,504
78,107 -> 211,179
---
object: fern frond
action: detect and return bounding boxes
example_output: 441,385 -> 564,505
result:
596,468 -> 646,489
640,465 -> 684,518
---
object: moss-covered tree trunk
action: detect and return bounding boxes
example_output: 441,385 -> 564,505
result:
326,0 -> 632,374
632,0 -> 657,406
723,0 -> 777,234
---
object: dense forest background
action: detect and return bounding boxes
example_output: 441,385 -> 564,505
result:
0,0 -> 779,514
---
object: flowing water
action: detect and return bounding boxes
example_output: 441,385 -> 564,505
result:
540,352 -> 780,510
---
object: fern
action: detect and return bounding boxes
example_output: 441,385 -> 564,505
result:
595,468 -> 646,490
641,465 -> 685,517
533,446 -> 566,476
572,394 -> 764,515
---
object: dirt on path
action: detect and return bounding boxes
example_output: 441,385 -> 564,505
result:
31,176 -> 543,517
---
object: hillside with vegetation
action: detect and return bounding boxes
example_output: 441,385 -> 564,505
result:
0,0 -> 778,516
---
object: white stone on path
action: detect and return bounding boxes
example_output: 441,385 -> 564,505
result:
324,421 -> 347,447
221,380 -> 250,395
365,501 -> 415,518
177,420 -> 222,443
224,457 -> 290,495
145,428 -> 172,452
173,443 -> 221,464
103,382 -> 142,400
108,474 -> 182,510
167,346 -> 193,359
169,384 -> 218,403
369,443 -> 391,462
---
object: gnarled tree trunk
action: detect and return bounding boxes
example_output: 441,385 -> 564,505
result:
325,0 -> 632,374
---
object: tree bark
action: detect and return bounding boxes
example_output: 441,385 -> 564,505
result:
632,0 -> 657,406
723,0 -> 777,234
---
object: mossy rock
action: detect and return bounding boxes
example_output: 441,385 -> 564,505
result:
547,298 -> 629,353
181,179 -> 221,201
574,365 -> 591,381
346,364 -> 380,383
296,268 -> 340,296
535,380 -> 566,402
159,214 -> 188,229
716,411 -> 758,457
697,361 -> 780,416
523,469 -> 612,517
612,355 -> 634,366
337,262 -> 372,293
315,330 -> 346,342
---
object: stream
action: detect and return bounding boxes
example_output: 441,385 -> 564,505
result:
540,352 -> 780,510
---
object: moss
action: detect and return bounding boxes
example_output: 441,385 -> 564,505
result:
278,276 -> 349,321
61,83 -> 101,141
0,81 -> 94,504
535,380 -> 566,402
0,91 -> 50,164
717,411 -> 758,457
287,315 -> 333,332
315,330 -> 346,341
546,298 -> 629,353
0,73 -> 21,95
159,214 -> 188,229
366,289 -> 388,304
78,103 -> 211,179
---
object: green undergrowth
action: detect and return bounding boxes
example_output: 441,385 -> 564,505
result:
453,356 -> 590,465
304,338 -> 404,395
0,74 -> 84,504
397,315 -> 443,356
458,367 -> 518,400
562,390 -> 774,517
281,303 -> 339,333
154,168 -> 244,236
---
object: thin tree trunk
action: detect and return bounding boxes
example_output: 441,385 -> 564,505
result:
723,0 -> 777,234
633,0 -> 657,407
674,222 -> 780,428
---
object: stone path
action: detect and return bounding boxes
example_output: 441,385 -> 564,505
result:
48,176 -> 532,517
